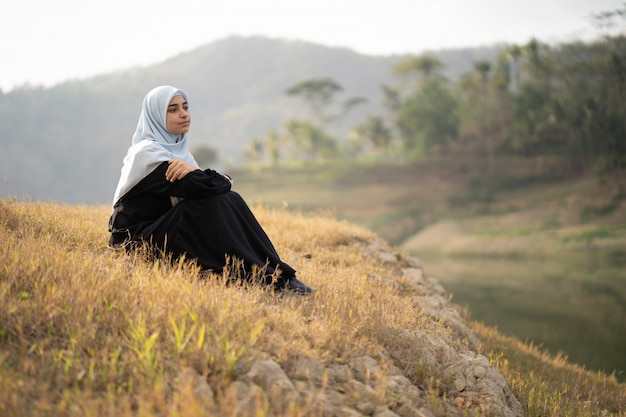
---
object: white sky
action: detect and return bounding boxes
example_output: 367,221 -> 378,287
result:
1,0 -> 622,91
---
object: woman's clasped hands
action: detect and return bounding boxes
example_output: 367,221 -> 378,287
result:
165,158 -> 198,182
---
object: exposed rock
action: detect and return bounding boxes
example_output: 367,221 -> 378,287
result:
290,355 -> 326,384
223,380 -> 266,416
373,407 -> 401,417
385,374 -> 422,407
350,356 -> 382,384
337,406 -> 366,417
356,399 -> 377,415
378,250 -> 399,265
242,359 -> 300,414
415,407 -> 437,417
327,363 -> 354,383
175,366 -> 215,407
443,353 -> 522,416
364,238 -> 522,416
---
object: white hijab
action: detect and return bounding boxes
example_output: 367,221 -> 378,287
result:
112,86 -> 199,205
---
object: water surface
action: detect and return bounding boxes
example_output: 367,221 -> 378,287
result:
417,254 -> 626,381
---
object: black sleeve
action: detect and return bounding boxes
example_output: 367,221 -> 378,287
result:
137,161 -> 232,198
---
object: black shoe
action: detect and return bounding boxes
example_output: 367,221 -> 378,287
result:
286,277 -> 314,295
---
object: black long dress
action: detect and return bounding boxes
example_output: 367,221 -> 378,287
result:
108,161 -> 296,286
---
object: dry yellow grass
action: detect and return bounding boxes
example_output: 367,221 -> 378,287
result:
1,198 -> 625,416
472,322 -> 626,417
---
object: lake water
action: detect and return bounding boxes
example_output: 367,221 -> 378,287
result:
416,253 -> 626,382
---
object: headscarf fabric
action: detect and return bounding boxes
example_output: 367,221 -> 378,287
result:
112,86 -> 199,205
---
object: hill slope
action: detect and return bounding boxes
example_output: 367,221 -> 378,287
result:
1,199 -> 624,416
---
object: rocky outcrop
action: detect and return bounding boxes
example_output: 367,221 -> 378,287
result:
363,239 -> 522,417
175,238 -> 523,416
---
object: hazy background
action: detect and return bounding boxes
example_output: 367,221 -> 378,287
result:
1,0 -> 622,91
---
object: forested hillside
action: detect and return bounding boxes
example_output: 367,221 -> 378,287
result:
0,36 -> 501,204
2,24 -> 624,208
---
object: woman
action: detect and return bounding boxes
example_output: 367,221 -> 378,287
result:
108,85 -> 312,294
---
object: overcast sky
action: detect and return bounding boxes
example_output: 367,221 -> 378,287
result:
1,0 -> 622,91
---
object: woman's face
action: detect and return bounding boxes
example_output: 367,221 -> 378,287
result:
165,95 -> 190,135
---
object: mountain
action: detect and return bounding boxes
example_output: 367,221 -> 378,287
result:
0,36 -> 501,204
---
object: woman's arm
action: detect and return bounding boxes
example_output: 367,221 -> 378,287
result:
138,161 -> 232,198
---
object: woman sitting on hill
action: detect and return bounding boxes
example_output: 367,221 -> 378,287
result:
108,85 -> 312,294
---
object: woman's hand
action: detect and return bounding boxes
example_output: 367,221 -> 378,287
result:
166,159 -> 197,182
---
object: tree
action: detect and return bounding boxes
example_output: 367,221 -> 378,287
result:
352,116 -> 394,159
265,129 -> 282,167
393,55 -> 444,86
243,137 -> 264,163
590,2 -> 626,34
284,119 -> 337,160
284,77 -> 343,123
395,80 -> 459,155
505,44 -> 523,92
285,77 -> 366,124
493,33 -> 626,172
387,55 -> 459,156
282,77 -> 366,162
473,60 -> 494,174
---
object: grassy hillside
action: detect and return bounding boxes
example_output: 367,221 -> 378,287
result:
1,199 -> 624,416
